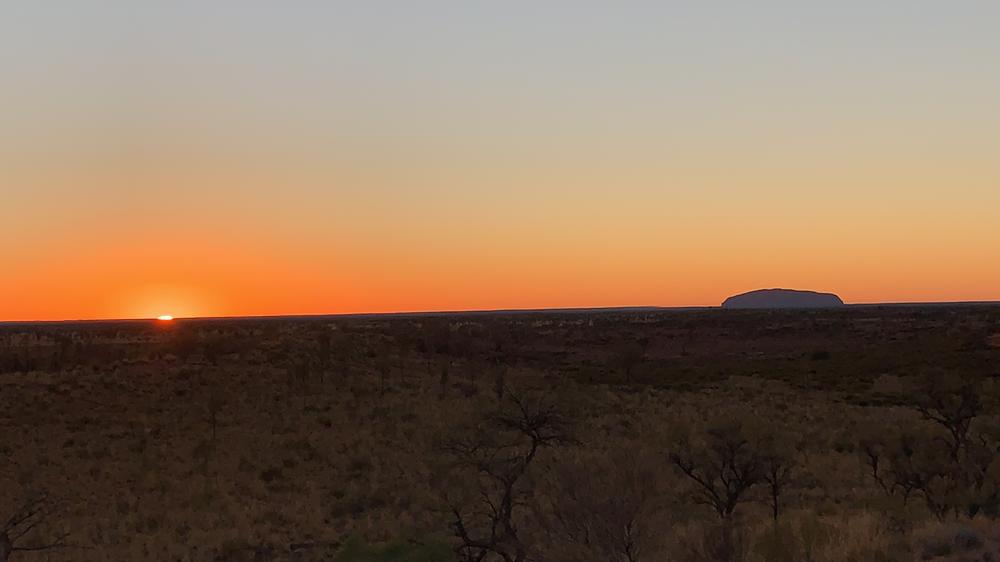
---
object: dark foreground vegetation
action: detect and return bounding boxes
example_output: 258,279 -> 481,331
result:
1,305 -> 999,561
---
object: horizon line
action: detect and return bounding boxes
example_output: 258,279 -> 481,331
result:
3,299 -> 1000,325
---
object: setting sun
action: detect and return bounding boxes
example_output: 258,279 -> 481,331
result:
157,315 -> 174,321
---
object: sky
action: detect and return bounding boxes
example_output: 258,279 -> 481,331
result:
3,1 -> 999,320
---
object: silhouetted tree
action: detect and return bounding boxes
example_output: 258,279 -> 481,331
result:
913,372 -> 983,461
860,374 -> 1000,519
669,415 -> 767,519
860,427 -> 957,519
445,390 -> 574,562
759,435 -> 797,521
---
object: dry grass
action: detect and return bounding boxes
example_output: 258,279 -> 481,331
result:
0,306 -> 997,560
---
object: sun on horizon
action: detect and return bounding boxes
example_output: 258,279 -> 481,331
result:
156,315 -> 174,322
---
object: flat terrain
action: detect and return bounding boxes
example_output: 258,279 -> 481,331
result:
1,305 -> 999,561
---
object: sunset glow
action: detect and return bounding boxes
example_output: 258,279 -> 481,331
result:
3,2 -> 1000,321
157,315 -> 174,322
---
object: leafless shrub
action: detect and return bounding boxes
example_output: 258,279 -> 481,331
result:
860,373 -> 1000,520
539,448 -> 665,562
443,388 -> 575,562
913,372 -> 984,460
759,434 -> 797,521
669,415 -> 766,519
1,495 -> 69,562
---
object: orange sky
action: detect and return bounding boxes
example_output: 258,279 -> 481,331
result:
3,3 -> 1000,320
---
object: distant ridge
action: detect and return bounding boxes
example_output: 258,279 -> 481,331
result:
722,288 -> 845,309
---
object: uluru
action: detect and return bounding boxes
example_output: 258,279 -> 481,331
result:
722,288 -> 845,309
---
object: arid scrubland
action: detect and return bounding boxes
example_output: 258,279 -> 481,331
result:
1,306 -> 999,561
